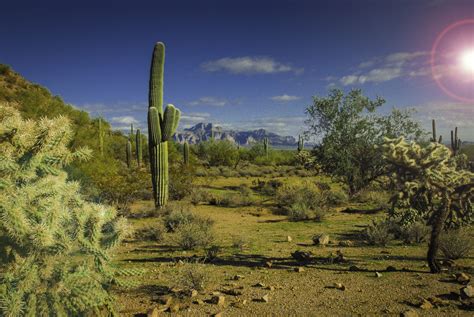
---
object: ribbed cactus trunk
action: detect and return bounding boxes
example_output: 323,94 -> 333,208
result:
136,129 -> 142,167
297,135 -> 304,152
450,127 -> 461,156
430,119 -> 442,143
147,42 -> 181,208
183,141 -> 189,165
263,137 -> 269,157
98,118 -> 104,156
126,140 -> 132,168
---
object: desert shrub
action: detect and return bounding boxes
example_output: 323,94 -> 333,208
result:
163,204 -> 213,234
134,223 -> 165,242
0,105 -> 131,316
208,190 -> 254,207
399,222 -> 430,244
439,228 -> 473,260
196,140 -> 239,167
352,189 -> 389,208
275,181 -> 321,210
231,235 -> 249,252
175,263 -> 210,292
188,187 -> 211,205
363,219 -> 394,246
172,221 -> 214,250
205,245 -> 221,261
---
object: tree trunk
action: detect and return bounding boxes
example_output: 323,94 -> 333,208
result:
427,192 -> 450,273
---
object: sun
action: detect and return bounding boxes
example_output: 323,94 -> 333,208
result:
460,49 -> 474,72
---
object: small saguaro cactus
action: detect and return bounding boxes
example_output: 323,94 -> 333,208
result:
183,141 -> 189,165
136,129 -> 142,167
450,127 -> 461,156
263,137 -> 269,156
147,42 -> 181,208
126,140 -> 132,168
130,123 -> 134,141
98,117 -> 105,156
430,119 -> 442,143
297,135 -> 304,152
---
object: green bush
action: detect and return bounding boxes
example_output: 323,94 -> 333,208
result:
171,221 -> 214,250
399,222 -> 430,244
363,219 -> 394,246
135,223 -> 165,242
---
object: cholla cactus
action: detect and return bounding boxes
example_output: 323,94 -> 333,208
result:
383,137 -> 473,273
0,104 -> 131,316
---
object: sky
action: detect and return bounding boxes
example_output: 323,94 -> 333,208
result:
1,0 -> 473,140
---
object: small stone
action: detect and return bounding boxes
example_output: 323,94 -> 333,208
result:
232,299 -> 248,308
261,294 -> 269,302
264,261 -> 273,268
386,265 -> 397,272
461,285 -> 474,298
211,291 -> 221,296
266,286 -> 275,291
375,272 -> 382,278
419,299 -> 433,310
211,295 -> 225,306
287,235 -> 293,242
400,309 -> 418,317
190,289 -> 198,297
294,267 -> 305,273
233,275 -> 244,280
291,250 -> 313,262
170,287 -> 182,294
313,233 -> 330,246
456,272 -> 471,284
349,265 -> 360,271
147,307 -> 161,317
168,304 -> 180,313
254,282 -> 266,288
333,283 -> 346,291
222,288 -> 243,296
193,299 -> 204,305
338,240 -> 354,247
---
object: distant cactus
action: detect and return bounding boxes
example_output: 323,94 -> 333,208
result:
183,141 -> 189,165
263,137 -> 269,156
450,127 -> 461,156
136,129 -> 142,167
126,140 -> 132,168
210,128 -> 214,141
98,117 -> 105,156
297,135 -> 304,152
147,42 -> 181,208
130,123 -> 134,141
430,119 -> 442,143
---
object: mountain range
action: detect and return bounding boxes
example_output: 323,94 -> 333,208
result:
174,123 -> 297,146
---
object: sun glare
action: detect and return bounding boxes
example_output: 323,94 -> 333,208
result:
460,49 -> 474,72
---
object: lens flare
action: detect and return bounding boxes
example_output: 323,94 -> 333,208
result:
460,50 -> 474,72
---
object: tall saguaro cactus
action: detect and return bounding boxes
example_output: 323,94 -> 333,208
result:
98,117 -> 105,156
263,137 -> 269,156
136,129 -> 142,167
450,127 -> 461,156
430,119 -> 442,143
297,135 -> 304,152
183,141 -> 189,165
147,42 -> 181,208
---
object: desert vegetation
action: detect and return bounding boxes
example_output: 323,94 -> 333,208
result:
0,41 -> 473,317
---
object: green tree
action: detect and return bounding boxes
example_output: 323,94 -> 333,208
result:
0,104 -> 131,316
383,137 -> 473,273
305,89 -> 424,196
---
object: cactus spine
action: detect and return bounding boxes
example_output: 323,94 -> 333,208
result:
297,135 -> 304,152
98,117 -> 105,156
183,141 -> 189,165
126,140 -> 132,168
450,127 -> 461,156
430,119 -> 442,143
147,42 -> 181,208
263,137 -> 269,156
136,129 -> 142,167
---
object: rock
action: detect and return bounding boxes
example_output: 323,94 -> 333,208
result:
254,282 -> 266,288
419,299 -> 433,310
461,285 -> 474,298
147,307 -> 164,317
168,304 -> 180,313
375,272 -> 382,278
222,288 -> 243,296
386,265 -> 397,272
264,261 -> 273,268
287,235 -> 293,242
456,272 -> 471,284
190,289 -> 198,297
211,295 -> 226,306
291,250 -> 313,262
349,265 -> 360,271
193,299 -> 204,305
338,240 -> 354,247
313,233 -> 330,246
400,309 -> 418,317
261,294 -> 269,302
333,283 -> 346,291
233,275 -> 244,280
266,286 -> 275,291
294,267 -> 305,273
232,299 -> 248,308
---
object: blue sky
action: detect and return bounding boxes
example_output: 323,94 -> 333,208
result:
1,0 -> 473,139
